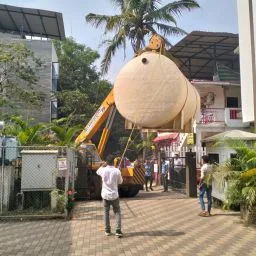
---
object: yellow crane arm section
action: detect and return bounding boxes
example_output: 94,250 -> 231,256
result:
75,89 -> 115,146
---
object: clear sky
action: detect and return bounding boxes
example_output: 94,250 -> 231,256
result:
1,0 -> 238,81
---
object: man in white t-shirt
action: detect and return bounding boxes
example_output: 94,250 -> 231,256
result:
174,153 -> 182,173
96,154 -> 123,237
198,155 -> 213,217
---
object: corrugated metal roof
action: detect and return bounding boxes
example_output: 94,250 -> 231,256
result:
0,4 -> 65,40
170,31 -> 239,80
216,63 -> 240,82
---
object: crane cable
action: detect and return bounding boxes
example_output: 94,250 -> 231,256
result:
118,123 -> 136,169
117,40 -> 165,169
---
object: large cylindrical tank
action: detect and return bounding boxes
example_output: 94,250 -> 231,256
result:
114,52 -> 200,128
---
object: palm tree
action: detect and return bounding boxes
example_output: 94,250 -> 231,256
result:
86,0 -> 200,73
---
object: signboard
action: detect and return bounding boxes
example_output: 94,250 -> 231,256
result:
58,158 -> 67,171
187,133 -> 194,145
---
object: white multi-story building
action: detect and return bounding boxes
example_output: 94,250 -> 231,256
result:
0,4 -> 65,122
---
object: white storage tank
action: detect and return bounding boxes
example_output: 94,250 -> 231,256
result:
114,52 -> 200,129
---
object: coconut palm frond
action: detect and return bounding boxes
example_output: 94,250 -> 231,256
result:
162,0 -> 200,17
85,0 -> 200,72
145,7 -> 178,25
153,22 -> 187,37
110,0 -> 125,11
100,29 -> 126,74
86,13 -> 122,33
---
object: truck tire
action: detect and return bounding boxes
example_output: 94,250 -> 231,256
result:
119,186 -> 140,198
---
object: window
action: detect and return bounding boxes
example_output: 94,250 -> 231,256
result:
52,79 -> 59,92
226,97 -> 238,108
52,62 -> 60,92
52,62 -> 59,79
208,153 -> 219,164
51,101 -> 57,119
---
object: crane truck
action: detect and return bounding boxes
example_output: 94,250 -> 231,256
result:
74,34 -> 170,200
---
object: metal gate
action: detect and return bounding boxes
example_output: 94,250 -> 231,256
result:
166,152 -> 197,197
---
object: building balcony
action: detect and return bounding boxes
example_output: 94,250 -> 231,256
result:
198,108 -> 249,128
224,108 -> 250,128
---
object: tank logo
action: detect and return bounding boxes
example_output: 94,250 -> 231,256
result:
84,106 -> 106,133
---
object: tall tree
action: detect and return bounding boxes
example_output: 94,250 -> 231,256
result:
0,42 -> 43,108
53,38 -> 112,125
86,0 -> 200,73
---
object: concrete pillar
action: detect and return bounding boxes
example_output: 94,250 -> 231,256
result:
185,152 -> 197,198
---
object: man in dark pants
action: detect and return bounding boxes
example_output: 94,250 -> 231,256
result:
97,155 -> 123,237
198,155 -> 213,217
144,159 -> 153,191
161,157 -> 169,192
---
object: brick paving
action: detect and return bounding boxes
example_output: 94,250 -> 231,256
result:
0,187 -> 256,256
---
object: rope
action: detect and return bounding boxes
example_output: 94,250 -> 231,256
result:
118,123 -> 136,169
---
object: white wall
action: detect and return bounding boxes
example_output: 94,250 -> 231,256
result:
206,146 -> 236,164
237,0 -> 256,122
195,84 -> 225,108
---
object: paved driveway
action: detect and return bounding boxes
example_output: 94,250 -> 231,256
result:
0,188 -> 255,256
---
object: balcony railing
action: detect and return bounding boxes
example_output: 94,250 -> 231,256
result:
225,108 -> 249,128
198,108 -> 249,128
199,108 -> 225,124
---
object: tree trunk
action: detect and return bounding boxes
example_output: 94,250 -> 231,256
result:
240,204 -> 256,225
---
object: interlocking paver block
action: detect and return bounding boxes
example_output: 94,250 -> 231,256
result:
0,187 -> 256,256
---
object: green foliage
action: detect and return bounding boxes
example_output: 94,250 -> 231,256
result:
2,116 -> 50,145
54,38 -> 100,92
66,189 -> 75,211
49,123 -> 82,146
53,38 -> 112,125
86,0 -> 200,73
0,42 -> 44,108
213,139 -> 256,209
51,189 -> 65,213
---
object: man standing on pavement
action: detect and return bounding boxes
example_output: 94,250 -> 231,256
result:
144,159 -> 153,191
198,155 -> 213,217
97,154 -> 123,237
174,153 -> 183,188
161,157 -> 169,192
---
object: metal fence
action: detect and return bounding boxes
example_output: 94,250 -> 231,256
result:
0,144 -> 76,218
167,156 -> 187,193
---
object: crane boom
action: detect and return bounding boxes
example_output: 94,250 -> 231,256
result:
75,89 -> 115,148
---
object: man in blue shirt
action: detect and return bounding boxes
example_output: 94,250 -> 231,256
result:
161,157 -> 169,192
144,160 -> 153,191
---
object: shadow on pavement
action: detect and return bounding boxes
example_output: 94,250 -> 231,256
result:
211,212 -> 240,217
125,229 -> 185,237
131,190 -> 188,200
